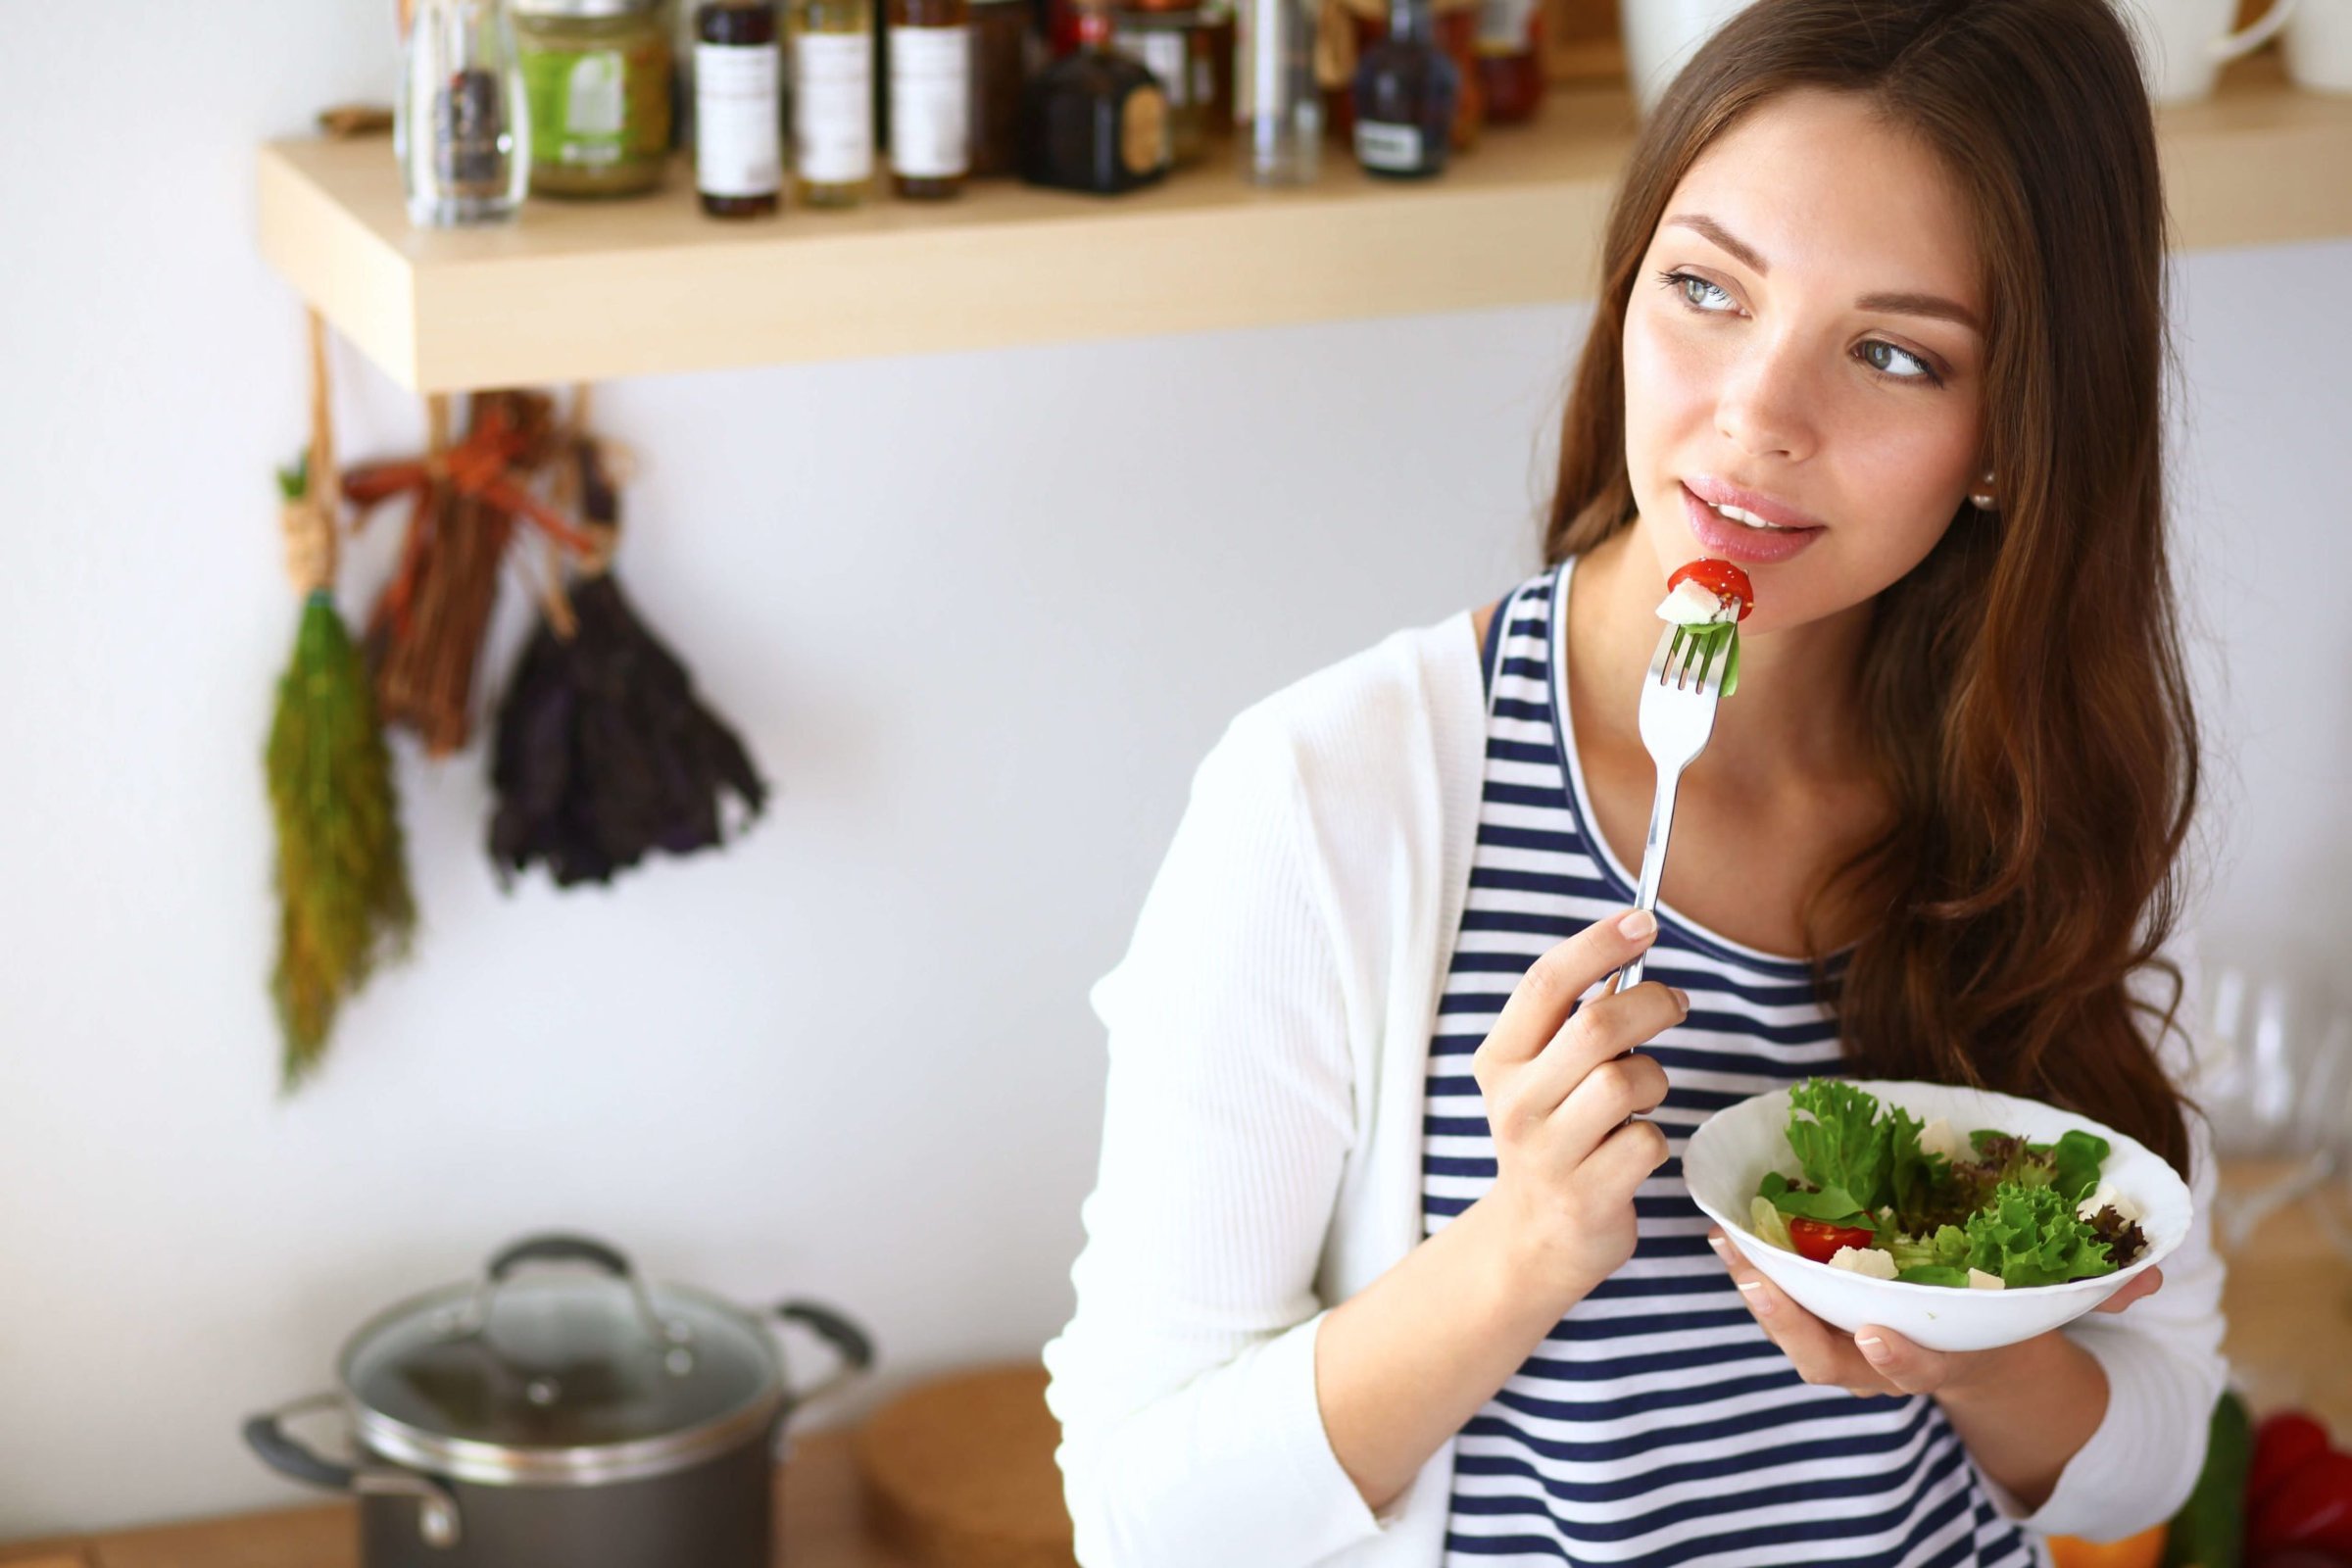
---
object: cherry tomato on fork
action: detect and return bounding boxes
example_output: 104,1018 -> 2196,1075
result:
1665,559 -> 1757,620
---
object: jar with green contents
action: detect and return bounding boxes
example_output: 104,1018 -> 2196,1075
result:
514,0 -> 676,196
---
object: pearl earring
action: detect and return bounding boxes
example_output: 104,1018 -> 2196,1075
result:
1969,470 -> 1997,512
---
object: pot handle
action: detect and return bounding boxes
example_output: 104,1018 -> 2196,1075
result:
459,1232 -> 688,1354
486,1232 -> 632,1282
243,1394 -> 466,1550
773,1299 -> 877,1410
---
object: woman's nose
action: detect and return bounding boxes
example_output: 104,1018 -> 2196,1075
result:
1714,335 -> 1819,462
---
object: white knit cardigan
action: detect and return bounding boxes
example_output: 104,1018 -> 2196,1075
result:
1041,606 -> 2228,1568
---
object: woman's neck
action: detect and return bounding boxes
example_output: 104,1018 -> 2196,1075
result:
1565,526 -> 1877,789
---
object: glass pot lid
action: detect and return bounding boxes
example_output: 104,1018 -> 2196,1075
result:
338,1235 -> 784,1486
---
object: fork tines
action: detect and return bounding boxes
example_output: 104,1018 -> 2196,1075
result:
1652,625 -> 1728,695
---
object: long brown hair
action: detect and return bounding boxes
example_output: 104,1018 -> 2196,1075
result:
1547,0 -> 2200,1171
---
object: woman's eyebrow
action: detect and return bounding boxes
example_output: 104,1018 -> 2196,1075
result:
1664,212 -> 1984,335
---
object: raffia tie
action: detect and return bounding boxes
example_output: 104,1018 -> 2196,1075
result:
282,308 -> 340,595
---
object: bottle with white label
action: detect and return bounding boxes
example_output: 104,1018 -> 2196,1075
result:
793,0 -> 875,204
888,0 -> 970,198
1349,0 -> 1454,180
696,0 -> 784,216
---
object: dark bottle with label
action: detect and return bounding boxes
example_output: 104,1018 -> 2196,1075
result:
1474,0 -> 1543,125
1019,0 -> 1169,193
1349,0 -> 1454,179
696,0 -> 784,216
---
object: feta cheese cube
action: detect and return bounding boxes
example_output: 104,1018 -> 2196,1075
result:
2076,1180 -> 2142,1225
1920,1117 -> 1969,1163
1827,1246 -> 1899,1279
1656,579 -> 1733,625
1967,1268 -> 2005,1291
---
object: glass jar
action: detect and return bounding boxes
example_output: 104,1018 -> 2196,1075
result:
398,0 -> 531,225
513,0 -> 675,196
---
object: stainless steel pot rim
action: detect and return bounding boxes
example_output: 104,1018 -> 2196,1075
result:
335,1278 -> 788,1488
351,1386 -> 787,1487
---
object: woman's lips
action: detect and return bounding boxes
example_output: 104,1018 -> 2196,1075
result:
1680,482 -> 1825,564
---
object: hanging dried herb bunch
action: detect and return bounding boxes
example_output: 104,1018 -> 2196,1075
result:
265,313 -> 417,1088
344,390 -> 594,757
489,419 -> 769,887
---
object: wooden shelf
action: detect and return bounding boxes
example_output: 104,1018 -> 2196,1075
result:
258,54 -> 2352,392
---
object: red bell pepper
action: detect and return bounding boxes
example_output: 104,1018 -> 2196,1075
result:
2255,1413 -> 2337,1515
2250,1449 -> 2352,1559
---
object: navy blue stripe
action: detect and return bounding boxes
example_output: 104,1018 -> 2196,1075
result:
1463,1384 -> 1892,1463
1492,697 -> 1554,725
1450,1401 -> 1935,1503
1449,1416 -> 1952,1542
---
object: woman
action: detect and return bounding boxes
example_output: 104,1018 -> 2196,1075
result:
1043,1 -> 2225,1563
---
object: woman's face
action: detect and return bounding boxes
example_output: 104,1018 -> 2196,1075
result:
1622,88 -> 1988,635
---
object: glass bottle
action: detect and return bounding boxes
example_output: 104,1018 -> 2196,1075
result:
1236,0 -> 1317,184
1473,0 -> 1542,124
398,0 -> 531,226
793,0 -> 876,203
1020,0 -> 1169,192
888,0 -> 971,198
1110,6 -> 1210,167
696,1 -> 784,215
1350,0 -> 1453,178
967,0 -> 1033,176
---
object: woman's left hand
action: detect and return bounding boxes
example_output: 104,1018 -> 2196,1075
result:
1705,1227 -> 2166,1397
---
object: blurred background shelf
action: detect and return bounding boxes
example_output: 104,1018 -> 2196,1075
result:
256,55 -> 2352,394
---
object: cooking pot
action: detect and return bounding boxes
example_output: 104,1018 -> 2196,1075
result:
243,1232 -> 874,1568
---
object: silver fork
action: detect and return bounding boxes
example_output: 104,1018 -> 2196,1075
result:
1607,623 -> 1729,995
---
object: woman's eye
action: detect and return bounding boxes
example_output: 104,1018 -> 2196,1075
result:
1859,339 -> 1940,385
1662,270 -> 1737,313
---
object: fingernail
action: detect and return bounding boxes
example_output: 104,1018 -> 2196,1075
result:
1670,988 -> 1690,1013
1706,1232 -> 1729,1256
1618,909 -> 1656,940
1737,1281 -> 1775,1315
1857,1335 -> 1890,1364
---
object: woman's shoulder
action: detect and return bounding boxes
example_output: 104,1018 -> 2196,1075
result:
1215,605 -> 1487,797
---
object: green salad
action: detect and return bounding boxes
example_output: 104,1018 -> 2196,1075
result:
1746,1079 -> 2149,1289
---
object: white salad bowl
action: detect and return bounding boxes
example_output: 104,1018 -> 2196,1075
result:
1682,1078 -> 2192,1352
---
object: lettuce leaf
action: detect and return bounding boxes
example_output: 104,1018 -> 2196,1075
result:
1951,1127 -> 2111,1214
2046,1129 -> 2111,1206
1748,1195 -> 1795,1253
1759,1170 -> 1875,1229
1896,1264 -> 1973,1288
1884,1224 -> 1972,1274
1962,1180 -> 2118,1287
1886,1107 -> 1960,1234
1786,1079 -> 1893,1211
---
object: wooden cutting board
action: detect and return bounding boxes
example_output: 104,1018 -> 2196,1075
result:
850,1365 -> 1075,1568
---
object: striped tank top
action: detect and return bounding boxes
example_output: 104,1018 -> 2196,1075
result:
1420,557 -> 2046,1568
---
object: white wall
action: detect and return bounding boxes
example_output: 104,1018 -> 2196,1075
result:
2,1 -> 2345,1539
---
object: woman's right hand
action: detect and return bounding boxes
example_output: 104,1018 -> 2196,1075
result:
1469,907 -> 1689,1307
